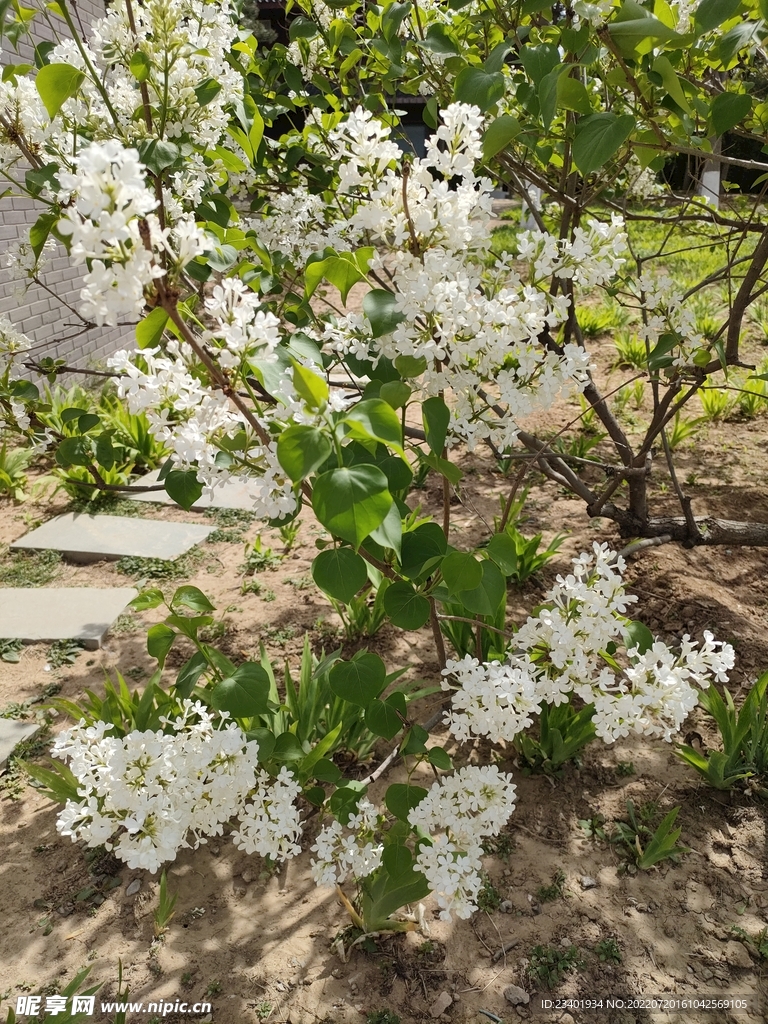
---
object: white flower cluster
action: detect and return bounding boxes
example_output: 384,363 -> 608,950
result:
0,316 -> 31,358
635,271 -> 704,365
231,766 -> 303,861
283,104 -> 602,450
254,186 -> 358,265
0,70 -> 48,164
409,766 -> 517,920
52,701 -> 282,872
310,797 -> 384,887
57,141 -> 163,326
517,214 -> 628,290
573,0 -> 614,26
444,543 -> 735,744
203,279 -> 281,370
108,343 -> 296,519
0,316 -> 34,431
1,236 -> 56,294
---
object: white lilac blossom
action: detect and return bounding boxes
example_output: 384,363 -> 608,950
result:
52,701 -> 286,872
0,317 -> 33,431
0,316 -> 32,358
108,344 -> 297,518
258,103 -> 601,451
573,0 -> 614,26
203,279 -> 281,370
310,798 -> 384,886
231,767 -> 303,861
57,141 -> 163,326
414,836 -> 484,921
408,766 -> 517,921
443,543 -> 735,745
408,765 -> 517,850
1,236 -> 56,294
635,271 -> 704,365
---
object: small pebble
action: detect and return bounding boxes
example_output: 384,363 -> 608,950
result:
500,900 -> 513,913
430,991 -> 452,1017
241,869 -> 255,884
504,984 -> 530,1007
580,876 -> 598,890
126,879 -> 141,896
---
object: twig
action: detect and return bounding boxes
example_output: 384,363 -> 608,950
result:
617,535 -> 672,560
436,615 -> 514,640
429,597 -> 447,671
491,939 -> 520,964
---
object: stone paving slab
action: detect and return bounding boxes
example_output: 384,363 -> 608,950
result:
0,719 -> 42,771
126,469 -> 263,512
11,513 -> 212,563
0,587 -> 138,649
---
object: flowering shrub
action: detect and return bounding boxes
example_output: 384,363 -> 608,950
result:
2,0 -> 764,930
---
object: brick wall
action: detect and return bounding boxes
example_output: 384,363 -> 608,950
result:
0,0 -> 131,369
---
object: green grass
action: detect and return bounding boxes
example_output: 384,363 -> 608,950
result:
68,495 -> 146,517
0,548 -> 61,587
116,548 -> 206,581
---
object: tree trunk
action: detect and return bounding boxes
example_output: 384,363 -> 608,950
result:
599,503 -> 768,547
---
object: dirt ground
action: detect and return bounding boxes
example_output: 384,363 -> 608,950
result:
2,321 -> 768,1024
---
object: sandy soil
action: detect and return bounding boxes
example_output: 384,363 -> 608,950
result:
2,309 -> 768,1024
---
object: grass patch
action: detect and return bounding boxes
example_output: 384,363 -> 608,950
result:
117,547 -> 206,581
68,495 -> 146,518
527,944 -> 583,989
0,724 -> 50,800
0,548 -> 61,588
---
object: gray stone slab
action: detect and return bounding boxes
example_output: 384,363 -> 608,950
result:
0,719 -> 42,771
0,587 -> 138,649
11,513 -> 212,563
125,468 -> 264,512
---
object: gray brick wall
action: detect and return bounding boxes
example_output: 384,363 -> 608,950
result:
0,0 -> 132,370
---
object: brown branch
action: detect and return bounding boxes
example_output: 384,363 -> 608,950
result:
600,509 -> 768,547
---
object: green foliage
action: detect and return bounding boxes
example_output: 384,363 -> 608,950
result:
664,411 -> 703,451
486,523 -> 565,586
476,874 -> 503,913
0,547 -> 60,587
0,443 -> 34,501
330,580 -> 390,640
595,938 -> 622,964
698,385 -> 735,422
608,801 -> 689,871
241,535 -> 282,574
515,698 -> 597,775
98,395 -> 168,469
527,944 -> 583,989
730,925 -> 768,961
438,593 -> 507,661
2,724 -> 52,801
536,869 -> 566,903
0,637 -> 23,663
613,330 -> 647,370
153,869 -> 178,938
46,639 -> 84,670
116,548 -> 205,581
577,304 -> 623,338
366,1012 -> 401,1024
278,519 -> 300,553
677,672 -> 768,796
737,372 -> 768,419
